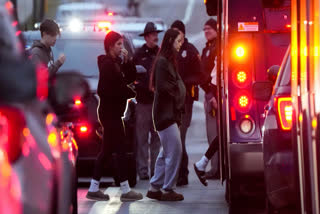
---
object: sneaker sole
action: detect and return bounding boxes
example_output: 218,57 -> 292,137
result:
146,192 -> 162,200
120,197 -> 143,202
86,195 -> 109,201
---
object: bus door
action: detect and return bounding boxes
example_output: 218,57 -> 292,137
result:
291,0 -> 320,213
205,0 -> 291,204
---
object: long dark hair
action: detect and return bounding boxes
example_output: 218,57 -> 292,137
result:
149,29 -> 180,90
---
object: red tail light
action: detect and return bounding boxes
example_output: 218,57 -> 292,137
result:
97,21 -> 112,30
36,64 -> 49,100
0,107 -> 25,163
239,95 -> 249,107
232,69 -> 250,87
234,91 -> 252,112
79,125 -> 88,134
276,97 -> 292,130
74,98 -> 82,107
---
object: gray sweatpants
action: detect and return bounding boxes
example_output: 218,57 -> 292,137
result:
150,123 -> 182,191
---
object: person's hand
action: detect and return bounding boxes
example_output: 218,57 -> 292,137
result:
121,48 -> 128,63
209,96 -> 218,110
58,54 -> 66,65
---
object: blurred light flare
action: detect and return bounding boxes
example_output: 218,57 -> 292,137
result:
38,153 -> 52,170
235,46 -> 245,58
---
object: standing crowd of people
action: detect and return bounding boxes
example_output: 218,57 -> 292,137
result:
30,16 -> 219,202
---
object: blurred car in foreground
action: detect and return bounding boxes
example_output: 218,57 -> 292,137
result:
0,1 -> 89,213
253,47 -> 297,213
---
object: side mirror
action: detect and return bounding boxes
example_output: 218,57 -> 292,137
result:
49,71 -> 90,108
252,81 -> 273,101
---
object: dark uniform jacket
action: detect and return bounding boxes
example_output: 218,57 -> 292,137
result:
153,56 -> 186,131
133,44 -> 159,104
30,40 -> 62,77
200,38 -> 217,97
97,54 -> 136,121
177,38 -> 202,99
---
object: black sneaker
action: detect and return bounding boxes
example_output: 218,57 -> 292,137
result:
146,190 -> 163,200
193,164 -> 208,186
176,177 -> 188,186
161,190 -> 184,201
120,190 -> 143,202
139,175 -> 149,180
86,190 -> 110,201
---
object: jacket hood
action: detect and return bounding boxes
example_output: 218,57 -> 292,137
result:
31,40 -> 50,51
97,54 -> 107,66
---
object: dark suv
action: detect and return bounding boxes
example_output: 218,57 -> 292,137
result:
253,47 -> 297,213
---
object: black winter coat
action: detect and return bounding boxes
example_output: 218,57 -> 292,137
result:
200,39 -> 217,96
97,54 -> 136,121
153,56 -> 186,131
133,44 -> 159,104
177,38 -> 202,99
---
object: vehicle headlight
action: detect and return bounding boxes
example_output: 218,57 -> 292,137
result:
239,118 -> 253,134
68,18 -> 83,32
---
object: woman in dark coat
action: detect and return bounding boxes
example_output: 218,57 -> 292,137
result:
86,31 -> 143,202
146,29 -> 186,201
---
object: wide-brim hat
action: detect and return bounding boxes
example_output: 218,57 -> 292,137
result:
139,22 -> 163,36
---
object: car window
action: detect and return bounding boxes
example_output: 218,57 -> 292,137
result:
52,37 -> 134,77
53,39 -> 104,77
57,9 -> 106,22
278,55 -> 291,86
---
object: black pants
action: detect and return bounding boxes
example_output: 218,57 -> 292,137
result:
93,117 -> 129,182
178,96 -> 194,180
205,136 -> 219,160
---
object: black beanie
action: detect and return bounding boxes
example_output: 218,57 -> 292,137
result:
104,31 -> 122,53
205,18 -> 217,31
171,20 -> 185,35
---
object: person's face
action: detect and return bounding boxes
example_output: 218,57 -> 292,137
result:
43,32 -> 58,47
173,33 -> 183,52
110,38 -> 124,57
145,32 -> 159,48
203,25 -> 217,41
172,28 -> 185,44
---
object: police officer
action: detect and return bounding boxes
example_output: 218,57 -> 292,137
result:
170,20 -> 202,186
133,22 -> 162,180
198,18 -> 220,180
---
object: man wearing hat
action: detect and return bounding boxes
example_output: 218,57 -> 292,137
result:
133,22 -> 162,180
170,20 -> 202,186
196,18 -> 220,180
